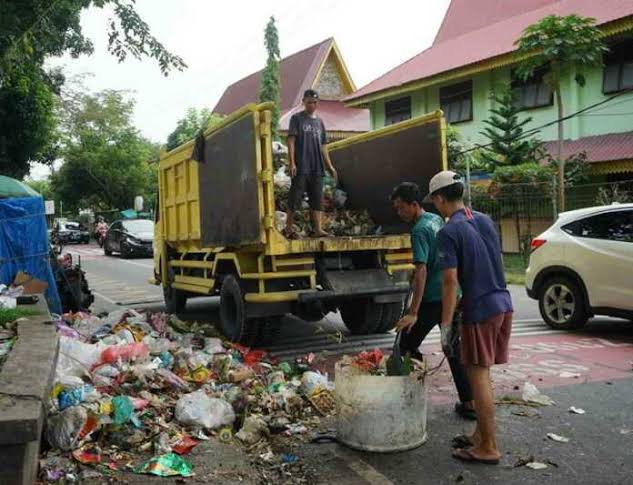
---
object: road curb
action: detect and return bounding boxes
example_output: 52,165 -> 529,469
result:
0,297 -> 58,485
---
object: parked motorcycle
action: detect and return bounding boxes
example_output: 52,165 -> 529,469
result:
49,248 -> 94,313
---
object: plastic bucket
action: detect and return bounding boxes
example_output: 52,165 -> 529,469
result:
335,362 -> 428,452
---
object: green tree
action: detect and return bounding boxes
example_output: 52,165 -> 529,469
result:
258,16 -> 281,140
1,0 -> 186,179
165,107 -> 224,151
24,178 -> 53,199
480,86 -> 544,169
515,14 -> 607,210
51,89 -> 160,213
0,62 -> 59,179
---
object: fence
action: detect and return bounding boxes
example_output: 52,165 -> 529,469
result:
471,179 -> 633,255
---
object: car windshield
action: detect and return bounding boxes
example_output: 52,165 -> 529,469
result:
122,219 -> 154,233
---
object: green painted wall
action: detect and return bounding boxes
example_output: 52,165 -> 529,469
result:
370,63 -> 633,148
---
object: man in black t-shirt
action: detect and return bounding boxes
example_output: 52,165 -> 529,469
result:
285,89 -> 337,238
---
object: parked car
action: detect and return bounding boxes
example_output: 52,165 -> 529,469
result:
104,218 -> 154,258
526,203 -> 633,329
53,220 -> 90,244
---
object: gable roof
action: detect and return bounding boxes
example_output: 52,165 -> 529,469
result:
544,131 -> 633,164
213,38 -> 355,115
346,0 -> 633,106
279,100 -> 369,133
433,0 -> 559,44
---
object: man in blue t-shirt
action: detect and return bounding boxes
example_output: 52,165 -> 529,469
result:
390,182 -> 475,421
427,171 -> 513,466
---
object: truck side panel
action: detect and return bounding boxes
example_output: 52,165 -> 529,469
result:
327,111 -> 447,234
199,112 -> 263,247
161,147 -> 201,242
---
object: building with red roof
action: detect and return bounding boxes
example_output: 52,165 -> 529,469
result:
214,38 -> 369,141
345,0 -> 633,176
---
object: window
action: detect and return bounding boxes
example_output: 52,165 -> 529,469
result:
440,81 -> 472,124
511,67 -> 553,110
603,39 -> 633,94
562,210 -> 633,242
385,97 -> 411,125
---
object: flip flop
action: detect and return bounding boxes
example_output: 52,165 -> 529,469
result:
451,434 -> 474,449
452,448 -> 500,465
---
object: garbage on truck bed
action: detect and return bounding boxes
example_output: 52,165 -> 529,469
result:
274,168 -> 379,237
40,309 -> 335,482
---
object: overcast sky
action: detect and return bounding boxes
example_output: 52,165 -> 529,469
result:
33,0 -> 450,178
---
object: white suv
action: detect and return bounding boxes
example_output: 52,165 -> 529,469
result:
526,203 -> 633,329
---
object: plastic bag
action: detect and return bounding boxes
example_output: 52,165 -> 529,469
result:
112,396 -> 135,425
175,390 -> 235,429
56,336 -> 101,386
203,337 -> 225,355
100,342 -> 149,365
46,406 -> 88,451
157,368 -> 190,390
134,453 -> 193,477
522,382 -> 555,406
236,415 -> 270,445
58,385 -> 99,410
300,371 -> 332,397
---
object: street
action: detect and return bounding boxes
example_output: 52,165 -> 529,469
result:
66,243 -> 633,484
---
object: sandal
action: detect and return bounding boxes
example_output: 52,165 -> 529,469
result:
452,448 -> 500,465
451,434 -> 474,449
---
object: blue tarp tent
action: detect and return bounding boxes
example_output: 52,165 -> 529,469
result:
0,195 -> 62,314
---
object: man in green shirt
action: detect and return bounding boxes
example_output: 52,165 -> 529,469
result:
391,182 -> 474,420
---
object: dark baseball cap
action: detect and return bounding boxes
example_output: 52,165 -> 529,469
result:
303,89 -> 319,100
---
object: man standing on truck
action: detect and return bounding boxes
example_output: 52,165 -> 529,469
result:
428,171 -> 513,465
285,89 -> 337,239
391,182 -> 475,421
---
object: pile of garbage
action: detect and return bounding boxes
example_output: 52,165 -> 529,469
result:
273,167 -> 378,237
338,348 -> 427,377
41,309 -> 335,482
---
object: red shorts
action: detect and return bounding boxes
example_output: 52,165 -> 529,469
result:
460,312 -> 513,367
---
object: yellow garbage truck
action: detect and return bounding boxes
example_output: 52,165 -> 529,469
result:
152,103 -> 447,344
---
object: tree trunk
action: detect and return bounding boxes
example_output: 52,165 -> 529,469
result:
555,87 -> 565,212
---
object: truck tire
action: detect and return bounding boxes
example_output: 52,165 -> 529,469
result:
340,300 -> 384,335
163,268 -> 187,314
219,275 -> 258,345
538,276 -> 588,330
376,300 -> 405,333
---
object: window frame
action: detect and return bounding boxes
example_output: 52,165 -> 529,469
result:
602,39 -> 633,94
440,80 -> 473,124
511,67 -> 553,111
384,96 -> 412,126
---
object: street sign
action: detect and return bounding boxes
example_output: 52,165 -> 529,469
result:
45,200 -> 55,215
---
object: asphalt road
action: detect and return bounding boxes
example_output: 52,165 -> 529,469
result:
69,244 -> 633,484
70,244 -> 572,358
